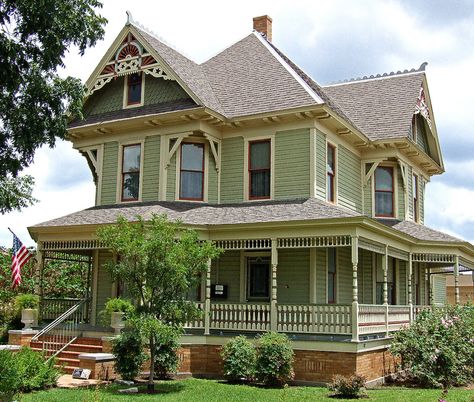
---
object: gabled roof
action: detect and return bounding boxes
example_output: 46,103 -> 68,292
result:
323,71 -> 425,141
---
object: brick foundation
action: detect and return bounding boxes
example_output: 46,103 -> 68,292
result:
175,344 -> 397,384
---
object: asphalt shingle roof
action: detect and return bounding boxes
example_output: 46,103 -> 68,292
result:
378,219 -> 462,243
323,73 -> 424,141
31,198 -> 357,228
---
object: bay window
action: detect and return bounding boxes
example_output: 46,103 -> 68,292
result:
249,140 -> 271,199
180,143 -> 204,201
121,144 -> 141,201
375,166 -> 394,217
327,143 -> 336,203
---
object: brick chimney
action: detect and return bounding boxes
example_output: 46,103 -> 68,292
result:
253,15 -> 272,42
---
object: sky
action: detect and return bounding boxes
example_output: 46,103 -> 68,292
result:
1,0 -> 474,247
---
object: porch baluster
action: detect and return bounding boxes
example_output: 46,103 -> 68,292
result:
204,259 -> 211,335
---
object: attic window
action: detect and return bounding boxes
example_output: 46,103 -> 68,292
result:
126,73 -> 143,106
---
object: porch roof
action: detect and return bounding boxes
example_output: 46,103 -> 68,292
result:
30,198 -> 465,245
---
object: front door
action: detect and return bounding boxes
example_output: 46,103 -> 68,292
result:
247,257 -> 270,301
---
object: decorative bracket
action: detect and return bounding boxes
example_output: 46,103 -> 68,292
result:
165,133 -> 192,168
203,133 -> 221,173
363,159 -> 385,186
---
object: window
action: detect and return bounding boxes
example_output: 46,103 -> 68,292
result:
327,248 -> 337,304
326,143 -> 336,202
249,140 -> 271,199
413,174 -> 419,222
126,73 -> 142,106
247,257 -> 270,300
121,144 -> 141,201
180,143 -> 204,201
374,166 -> 394,217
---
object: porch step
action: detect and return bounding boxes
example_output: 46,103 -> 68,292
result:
30,341 -> 102,353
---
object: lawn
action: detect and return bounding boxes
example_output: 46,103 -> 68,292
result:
20,378 -> 474,402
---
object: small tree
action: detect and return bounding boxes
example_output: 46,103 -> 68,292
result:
97,214 -> 221,392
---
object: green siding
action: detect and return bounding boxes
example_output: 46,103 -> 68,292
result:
364,177 -> 372,216
221,137 -> 244,203
397,167 -> 405,220
96,251 -> 113,322
407,165 -> 414,220
277,249 -> 310,304
208,153 -> 218,204
142,135 -> 160,202
315,131 -> 326,200
211,251 -> 240,302
419,178 -> 425,224
338,146 -> 362,213
100,142 -> 118,205
84,76 -> 192,117
432,275 -> 447,305
416,126 -> 429,155
274,129 -> 310,200
338,248 -> 352,304
398,261 -> 407,305
316,248 -> 327,304
361,249 -> 373,304
166,153 -> 176,201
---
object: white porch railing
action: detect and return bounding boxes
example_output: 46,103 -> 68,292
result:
209,303 -> 271,331
387,305 -> 411,332
277,304 -> 351,335
184,302 -> 205,329
358,304 -> 387,335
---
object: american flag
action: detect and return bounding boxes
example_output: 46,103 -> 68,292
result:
11,231 -> 32,288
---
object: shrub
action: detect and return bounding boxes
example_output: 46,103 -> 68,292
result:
391,304 -> 474,388
153,332 -> 180,379
0,347 -> 59,400
328,374 -> 366,398
0,302 -> 21,344
221,336 -> 256,383
14,294 -> 40,311
100,297 -> 135,325
255,332 -> 294,386
111,328 -> 147,381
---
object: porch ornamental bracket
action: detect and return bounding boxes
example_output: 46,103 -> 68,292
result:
277,236 -> 351,248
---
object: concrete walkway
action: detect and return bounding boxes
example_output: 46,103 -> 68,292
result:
56,374 -> 105,389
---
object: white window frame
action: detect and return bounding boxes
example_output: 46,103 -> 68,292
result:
123,72 -> 145,109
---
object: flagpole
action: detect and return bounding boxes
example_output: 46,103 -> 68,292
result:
7,227 -> 15,235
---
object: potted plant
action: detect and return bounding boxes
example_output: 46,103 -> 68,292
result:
104,298 -> 135,334
15,294 -> 40,330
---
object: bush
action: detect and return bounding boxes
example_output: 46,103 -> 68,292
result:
100,297 -> 135,326
328,374 -> 366,398
0,302 -> 21,344
0,347 -> 59,401
111,329 -> 147,381
221,336 -> 256,383
255,332 -> 294,386
14,294 -> 39,311
152,329 -> 180,380
391,304 -> 474,388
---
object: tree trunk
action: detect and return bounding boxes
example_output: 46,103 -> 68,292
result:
147,335 -> 155,393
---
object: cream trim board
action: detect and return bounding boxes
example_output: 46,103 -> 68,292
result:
243,134 -> 275,202
115,140 -> 145,203
122,72 -> 146,109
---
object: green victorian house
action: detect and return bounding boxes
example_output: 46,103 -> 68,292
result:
24,14 -> 474,383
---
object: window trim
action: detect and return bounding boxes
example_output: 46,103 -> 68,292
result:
179,142 -> 205,201
123,72 -> 145,108
413,173 -> 419,223
374,166 -> 395,218
120,143 -> 142,202
248,139 -> 271,201
326,142 -> 336,203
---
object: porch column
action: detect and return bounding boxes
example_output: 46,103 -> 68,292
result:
426,266 -> 431,305
382,245 -> 389,337
35,242 -> 43,296
270,238 -> 278,332
90,250 -> 99,326
204,258 -> 212,335
454,255 -> 460,305
408,253 -> 413,323
351,236 -> 359,342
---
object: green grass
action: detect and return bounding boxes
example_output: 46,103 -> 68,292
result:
20,378 -> 474,402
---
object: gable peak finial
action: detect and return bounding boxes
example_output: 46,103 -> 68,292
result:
126,11 -> 134,26
419,62 -> 428,71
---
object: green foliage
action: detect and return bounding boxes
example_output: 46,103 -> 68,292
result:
111,328 -> 147,381
221,336 -> 256,383
0,250 -> 37,302
0,347 -> 59,400
328,374 -> 366,398
14,293 -> 40,310
0,301 -> 21,344
0,175 -> 37,214
0,0 -> 107,212
391,304 -> 474,388
150,322 -> 181,379
97,214 -> 222,391
105,298 -> 135,314
255,332 -> 294,387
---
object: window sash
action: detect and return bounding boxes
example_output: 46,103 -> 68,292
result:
249,140 -> 271,199
121,144 -> 141,201
127,73 -> 142,105
180,143 -> 204,201
327,144 -> 336,202
375,166 -> 394,217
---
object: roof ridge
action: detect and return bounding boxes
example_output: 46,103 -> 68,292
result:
325,62 -> 428,86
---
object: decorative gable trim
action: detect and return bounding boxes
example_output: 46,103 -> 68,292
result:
251,31 -> 324,104
414,86 -> 431,129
